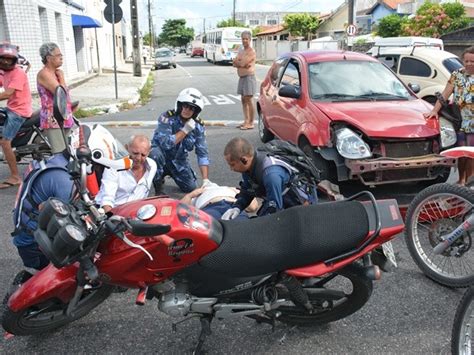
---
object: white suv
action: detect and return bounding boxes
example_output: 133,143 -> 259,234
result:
369,46 -> 463,104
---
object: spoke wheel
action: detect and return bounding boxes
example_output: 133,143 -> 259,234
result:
405,183 -> 474,287
452,287 -> 474,355
277,266 -> 372,326
2,275 -> 113,335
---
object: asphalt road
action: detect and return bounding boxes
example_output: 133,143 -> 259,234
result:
0,126 -> 465,354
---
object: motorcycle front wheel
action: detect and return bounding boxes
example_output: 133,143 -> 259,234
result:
452,287 -> 474,355
277,266 -> 373,326
405,183 -> 474,288
1,273 -> 113,335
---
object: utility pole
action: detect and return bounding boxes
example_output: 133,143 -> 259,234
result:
203,18 -> 205,34
130,0 -> 142,76
233,0 -> 236,26
348,0 -> 355,50
148,0 -> 153,58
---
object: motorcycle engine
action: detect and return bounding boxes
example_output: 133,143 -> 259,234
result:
157,282 -> 193,317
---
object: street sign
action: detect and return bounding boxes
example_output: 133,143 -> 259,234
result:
346,24 -> 357,36
104,5 -> 123,24
104,0 -> 122,4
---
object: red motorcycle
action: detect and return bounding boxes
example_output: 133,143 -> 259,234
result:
1,89 -> 404,353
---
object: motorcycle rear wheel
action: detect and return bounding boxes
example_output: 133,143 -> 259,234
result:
405,183 -> 474,288
451,287 -> 474,355
2,274 -> 113,335
277,266 -> 372,326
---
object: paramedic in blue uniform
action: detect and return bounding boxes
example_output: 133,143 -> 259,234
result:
222,137 -> 317,220
150,88 -> 210,194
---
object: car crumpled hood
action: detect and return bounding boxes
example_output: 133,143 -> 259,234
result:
316,99 -> 439,138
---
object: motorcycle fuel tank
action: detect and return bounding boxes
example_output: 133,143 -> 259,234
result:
96,197 -> 222,287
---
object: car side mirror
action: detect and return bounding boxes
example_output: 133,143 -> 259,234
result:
408,83 -> 420,94
53,85 -> 68,128
278,85 -> 301,99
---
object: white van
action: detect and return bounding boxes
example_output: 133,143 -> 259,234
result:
369,38 -> 462,104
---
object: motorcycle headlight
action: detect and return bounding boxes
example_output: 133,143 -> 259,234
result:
335,128 -> 372,159
439,117 -> 457,148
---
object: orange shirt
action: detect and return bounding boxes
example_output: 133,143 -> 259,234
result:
2,66 -> 32,118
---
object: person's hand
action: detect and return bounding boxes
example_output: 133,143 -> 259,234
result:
423,110 -> 438,120
221,207 -> 241,220
202,178 -> 212,187
181,119 -> 196,134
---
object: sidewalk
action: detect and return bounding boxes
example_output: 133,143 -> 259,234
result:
32,62 -> 153,112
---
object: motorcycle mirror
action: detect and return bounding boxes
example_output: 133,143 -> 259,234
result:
53,85 -> 68,128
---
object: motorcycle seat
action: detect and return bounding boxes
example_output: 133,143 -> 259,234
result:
199,200 -> 369,277
21,111 -> 40,128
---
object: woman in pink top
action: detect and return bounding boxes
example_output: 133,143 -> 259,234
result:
37,42 -> 74,154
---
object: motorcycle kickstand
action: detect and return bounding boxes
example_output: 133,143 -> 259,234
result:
193,316 -> 213,355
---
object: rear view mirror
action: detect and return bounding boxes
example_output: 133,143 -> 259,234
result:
278,85 -> 301,99
408,83 -> 420,94
53,85 -> 68,128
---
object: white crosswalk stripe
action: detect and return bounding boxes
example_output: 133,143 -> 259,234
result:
202,94 -> 259,106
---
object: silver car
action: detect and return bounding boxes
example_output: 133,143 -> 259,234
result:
154,48 -> 177,69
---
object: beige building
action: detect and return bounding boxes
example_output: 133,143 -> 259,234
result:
316,1 -> 349,40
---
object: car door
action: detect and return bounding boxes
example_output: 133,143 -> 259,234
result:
260,57 -> 288,133
272,58 -> 304,142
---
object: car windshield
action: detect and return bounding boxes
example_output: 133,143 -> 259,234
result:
443,57 -> 463,73
309,60 -> 411,101
156,51 -> 172,58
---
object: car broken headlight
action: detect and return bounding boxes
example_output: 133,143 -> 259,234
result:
335,128 -> 372,159
439,117 -> 457,148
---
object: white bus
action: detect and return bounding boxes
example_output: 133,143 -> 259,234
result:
202,27 -> 249,64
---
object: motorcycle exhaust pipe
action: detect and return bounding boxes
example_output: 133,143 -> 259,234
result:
362,265 -> 381,281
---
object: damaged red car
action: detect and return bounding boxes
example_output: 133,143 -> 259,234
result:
257,50 -> 457,186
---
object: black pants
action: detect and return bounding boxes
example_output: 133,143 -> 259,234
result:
17,243 -> 49,270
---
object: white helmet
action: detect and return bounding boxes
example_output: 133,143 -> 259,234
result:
175,88 -> 204,119
69,123 -> 131,170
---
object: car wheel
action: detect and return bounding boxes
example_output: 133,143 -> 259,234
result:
257,110 -> 274,143
301,143 -> 336,182
173,64 -> 177,68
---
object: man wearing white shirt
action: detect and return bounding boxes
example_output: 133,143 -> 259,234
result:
95,135 -> 157,212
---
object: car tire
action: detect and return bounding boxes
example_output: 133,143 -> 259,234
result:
257,110 -> 274,143
301,143 -> 336,182
173,64 -> 177,68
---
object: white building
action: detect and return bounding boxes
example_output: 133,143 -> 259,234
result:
235,11 -> 320,29
0,0 -> 129,91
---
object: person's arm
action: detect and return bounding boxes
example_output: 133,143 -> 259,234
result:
37,69 -> 60,94
424,76 -> 455,119
181,187 -> 204,204
262,166 -> 288,212
94,168 -> 119,212
55,69 -> 67,88
194,125 -> 210,179
240,49 -> 256,69
232,176 -> 254,211
143,158 -> 157,197
0,87 -> 15,101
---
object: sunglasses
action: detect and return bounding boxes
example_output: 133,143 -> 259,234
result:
182,103 -> 196,111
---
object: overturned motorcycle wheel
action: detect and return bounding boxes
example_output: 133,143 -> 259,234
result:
1,275 -> 113,335
451,286 -> 474,355
277,266 -> 373,326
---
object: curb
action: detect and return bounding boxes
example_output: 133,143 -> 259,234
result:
84,120 -> 243,128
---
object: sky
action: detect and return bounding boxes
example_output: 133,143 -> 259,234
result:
131,0 -> 346,36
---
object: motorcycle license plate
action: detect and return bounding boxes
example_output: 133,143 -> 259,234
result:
382,241 -> 397,268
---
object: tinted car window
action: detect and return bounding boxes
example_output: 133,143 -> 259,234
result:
279,61 -> 300,87
156,51 -> 172,58
270,58 -> 288,86
443,57 -> 463,73
399,57 -> 431,77
309,60 -> 410,101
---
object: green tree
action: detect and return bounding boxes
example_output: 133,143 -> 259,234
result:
283,13 -> 320,40
377,14 -> 406,37
158,19 -> 194,47
216,18 -> 246,28
143,32 -> 159,47
401,1 -> 469,37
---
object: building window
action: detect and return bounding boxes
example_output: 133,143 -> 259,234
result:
39,7 -> 49,42
249,20 -> 259,25
55,12 -> 65,51
267,19 -> 277,25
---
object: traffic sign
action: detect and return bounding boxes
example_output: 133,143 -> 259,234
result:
104,5 -> 123,24
346,24 -> 357,36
